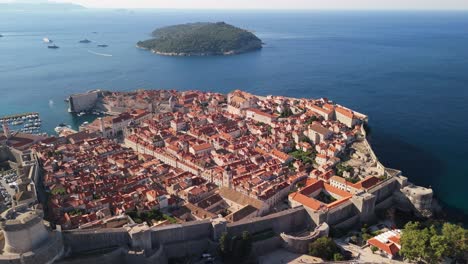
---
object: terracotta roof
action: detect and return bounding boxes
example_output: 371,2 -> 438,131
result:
367,231 -> 401,257
309,123 -> 331,136
336,106 -> 354,119
219,187 -> 263,209
289,192 -> 324,210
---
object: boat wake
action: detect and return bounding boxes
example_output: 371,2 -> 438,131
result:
87,50 -> 113,57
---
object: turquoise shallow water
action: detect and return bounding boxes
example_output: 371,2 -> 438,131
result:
0,10 -> 467,221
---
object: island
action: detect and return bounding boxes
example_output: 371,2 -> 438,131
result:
137,22 -> 263,56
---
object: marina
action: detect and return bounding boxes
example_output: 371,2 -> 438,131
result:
0,112 -> 44,136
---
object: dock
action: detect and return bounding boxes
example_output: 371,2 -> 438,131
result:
0,112 -> 39,122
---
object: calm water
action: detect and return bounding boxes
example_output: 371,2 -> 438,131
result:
1,10 -> 467,220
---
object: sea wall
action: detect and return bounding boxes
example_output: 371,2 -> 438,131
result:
68,91 -> 99,113
368,177 -> 398,204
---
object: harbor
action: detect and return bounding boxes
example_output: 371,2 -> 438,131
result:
0,112 -> 44,135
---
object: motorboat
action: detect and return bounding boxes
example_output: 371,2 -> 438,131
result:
54,123 -> 71,133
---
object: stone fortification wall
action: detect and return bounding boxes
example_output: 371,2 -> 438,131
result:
0,146 -> 14,164
360,138 -> 386,175
0,232 -> 63,264
150,220 -> 212,246
19,233 -> 64,264
150,220 -> 213,259
333,214 -> 360,230
62,228 -> 130,254
280,223 -> 329,254
68,91 -> 99,113
325,201 -> 358,226
226,207 -> 308,236
163,239 -> 215,259
56,247 -> 126,264
375,194 -> 395,211
368,177 -> 397,204
252,236 -> 283,256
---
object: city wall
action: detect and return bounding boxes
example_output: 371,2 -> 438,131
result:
68,91 -> 99,113
57,207 -> 309,262
62,228 -> 130,254
226,207 -> 309,236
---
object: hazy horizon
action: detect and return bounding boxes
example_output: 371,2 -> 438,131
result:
1,0 -> 468,10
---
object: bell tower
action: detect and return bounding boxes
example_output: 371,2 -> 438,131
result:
222,166 -> 232,188
2,120 -> 11,139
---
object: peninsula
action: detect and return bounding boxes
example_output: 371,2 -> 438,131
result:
1,89 -> 456,264
137,22 -> 263,56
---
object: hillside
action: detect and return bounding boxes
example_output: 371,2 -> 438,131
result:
137,22 -> 262,56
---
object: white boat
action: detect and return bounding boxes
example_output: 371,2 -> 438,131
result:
54,123 -> 71,134
43,37 -> 53,43
11,120 -> 24,126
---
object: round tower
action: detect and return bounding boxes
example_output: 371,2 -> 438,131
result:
0,206 -> 64,264
0,209 -> 48,254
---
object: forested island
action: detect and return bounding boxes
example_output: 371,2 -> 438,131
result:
137,22 -> 262,56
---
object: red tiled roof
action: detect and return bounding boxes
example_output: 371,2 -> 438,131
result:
336,107 -> 354,119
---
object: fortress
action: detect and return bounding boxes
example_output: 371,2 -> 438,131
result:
0,152 -> 432,264
0,89 -> 435,263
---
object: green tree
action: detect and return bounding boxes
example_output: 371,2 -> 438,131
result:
333,253 -> 344,261
308,237 -> 341,261
219,231 -> 253,263
240,231 -> 252,257
400,221 -> 468,263
219,232 -> 230,257
441,222 -> 468,259
370,245 -> 378,254
430,234 -> 449,260
400,222 -> 431,263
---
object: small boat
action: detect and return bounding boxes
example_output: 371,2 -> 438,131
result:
48,44 -> 59,49
54,123 -> 71,133
97,44 -> 108,48
77,111 -> 86,117
43,37 -> 53,43
11,120 -> 24,126
79,39 -> 91,43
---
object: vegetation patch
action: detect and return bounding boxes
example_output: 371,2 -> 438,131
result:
127,209 -> 177,225
218,231 -> 253,263
137,22 -> 262,56
315,191 -> 337,204
400,221 -> 468,263
308,237 -> 344,261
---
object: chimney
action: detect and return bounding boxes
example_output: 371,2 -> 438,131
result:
2,120 -> 10,139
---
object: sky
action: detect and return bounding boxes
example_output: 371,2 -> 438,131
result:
2,0 -> 468,10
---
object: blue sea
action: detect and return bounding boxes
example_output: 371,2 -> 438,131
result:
1,9 -> 467,221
